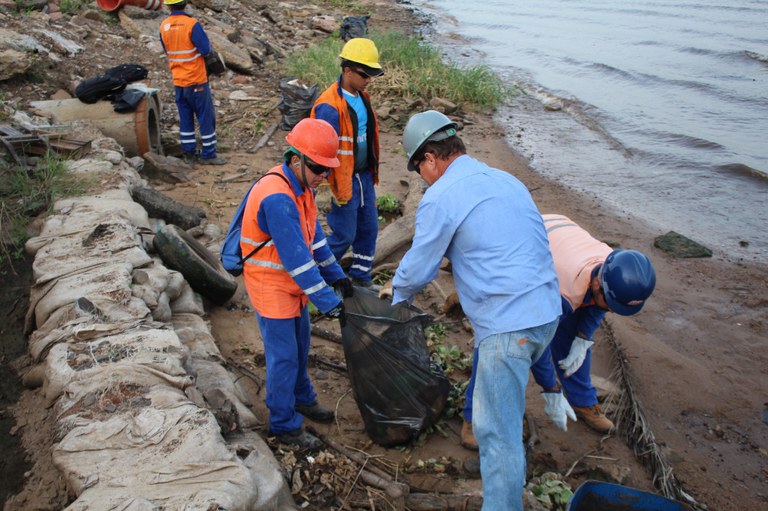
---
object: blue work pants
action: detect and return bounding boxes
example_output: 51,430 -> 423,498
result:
256,306 -> 317,435
473,319 -> 557,511
174,82 -> 217,159
530,310 -> 598,407
326,171 -> 378,282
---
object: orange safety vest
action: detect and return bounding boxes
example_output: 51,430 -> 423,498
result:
241,166 -> 318,318
311,83 -> 380,202
160,14 -> 207,87
543,214 -> 613,312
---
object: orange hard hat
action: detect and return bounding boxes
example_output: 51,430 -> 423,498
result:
285,118 -> 340,168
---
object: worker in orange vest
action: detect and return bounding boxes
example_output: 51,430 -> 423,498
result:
311,38 -> 383,287
160,0 -> 227,165
241,118 -> 354,450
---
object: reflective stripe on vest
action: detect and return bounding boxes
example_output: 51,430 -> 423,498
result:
160,15 -> 207,87
543,214 -> 613,311
241,166 -> 319,318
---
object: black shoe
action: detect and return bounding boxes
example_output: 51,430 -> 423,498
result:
296,402 -> 335,423
463,458 -> 481,479
199,156 -> 228,165
182,152 -> 196,166
273,427 -> 323,451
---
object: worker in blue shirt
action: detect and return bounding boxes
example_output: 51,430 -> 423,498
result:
380,110 -> 561,511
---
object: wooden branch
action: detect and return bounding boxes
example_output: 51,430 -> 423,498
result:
247,121 -> 279,154
311,323 -> 342,345
405,493 -> 483,511
373,174 -> 425,265
307,426 -> 398,484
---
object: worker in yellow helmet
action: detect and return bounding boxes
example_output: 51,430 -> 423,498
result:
310,38 -> 384,288
159,0 -> 227,165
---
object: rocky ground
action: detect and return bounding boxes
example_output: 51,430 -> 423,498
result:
1,0 -> 767,510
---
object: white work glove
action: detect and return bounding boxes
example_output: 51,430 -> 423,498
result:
542,391 -> 577,431
558,336 -> 594,378
315,183 -> 338,214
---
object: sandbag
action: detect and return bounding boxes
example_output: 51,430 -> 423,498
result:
341,287 -> 450,446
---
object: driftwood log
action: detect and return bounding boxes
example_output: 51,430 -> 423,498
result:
373,174 -> 425,266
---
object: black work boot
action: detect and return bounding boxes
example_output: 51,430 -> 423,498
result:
295,402 -> 335,423
273,428 -> 323,451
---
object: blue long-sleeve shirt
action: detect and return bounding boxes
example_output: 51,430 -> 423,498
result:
256,164 -> 345,313
392,155 -> 561,343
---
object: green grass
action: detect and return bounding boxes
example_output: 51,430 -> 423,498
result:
283,31 -> 511,110
0,154 -> 92,267
376,193 -> 401,214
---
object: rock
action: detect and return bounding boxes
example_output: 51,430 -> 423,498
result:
207,29 -> 254,75
310,15 -> 339,33
543,98 -> 563,111
654,231 -> 713,258
141,152 -> 195,184
50,88 -> 72,100
429,97 -> 458,114
0,49 -> 32,81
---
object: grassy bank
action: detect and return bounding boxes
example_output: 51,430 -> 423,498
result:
0,155 -> 90,271
284,31 -> 511,110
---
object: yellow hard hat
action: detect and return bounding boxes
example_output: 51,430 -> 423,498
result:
163,0 -> 186,5
339,38 -> 382,72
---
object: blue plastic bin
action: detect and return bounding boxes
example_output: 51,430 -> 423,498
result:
566,481 -> 687,511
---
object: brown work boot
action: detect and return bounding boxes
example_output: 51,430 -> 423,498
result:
461,421 -> 479,451
573,404 -> 614,434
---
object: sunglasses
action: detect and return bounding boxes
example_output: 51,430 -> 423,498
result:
304,158 -> 331,176
352,68 -> 373,79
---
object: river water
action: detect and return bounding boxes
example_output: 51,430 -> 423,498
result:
412,0 -> 768,262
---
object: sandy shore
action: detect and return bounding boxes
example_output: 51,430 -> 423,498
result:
436,91 -> 768,510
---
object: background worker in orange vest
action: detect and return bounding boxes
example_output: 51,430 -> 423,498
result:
160,0 -> 227,166
310,38 -> 383,287
240,118 -> 354,451
459,215 -> 656,453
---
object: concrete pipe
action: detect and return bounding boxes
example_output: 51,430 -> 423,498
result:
30,88 -> 163,157
96,0 -> 163,12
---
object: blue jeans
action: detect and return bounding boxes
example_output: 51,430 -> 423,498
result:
474,319 -> 558,511
256,306 -> 316,435
326,171 -> 378,282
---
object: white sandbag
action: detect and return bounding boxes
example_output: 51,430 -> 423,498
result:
54,386 -> 260,510
33,222 -> 151,284
30,296 -> 152,359
171,313 -> 223,362
30,263 -> 139,331
170,282 -> 204,315
191,359 -> 259,429
132,263 -> 171,293
45,328 -> 189,407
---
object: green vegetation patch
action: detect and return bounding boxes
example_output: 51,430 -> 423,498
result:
0,155 -> 91,267
284,31 -> 511,110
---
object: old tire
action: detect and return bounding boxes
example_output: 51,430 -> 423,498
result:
153,224 -> 237,305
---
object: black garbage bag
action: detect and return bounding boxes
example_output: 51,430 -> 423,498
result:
341,287 -> 451,447
277,77 -> 318,131
340,15 -> 370,41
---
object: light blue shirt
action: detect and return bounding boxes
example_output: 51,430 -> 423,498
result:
392,155 -> 561,344
343,89 -> 368,171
